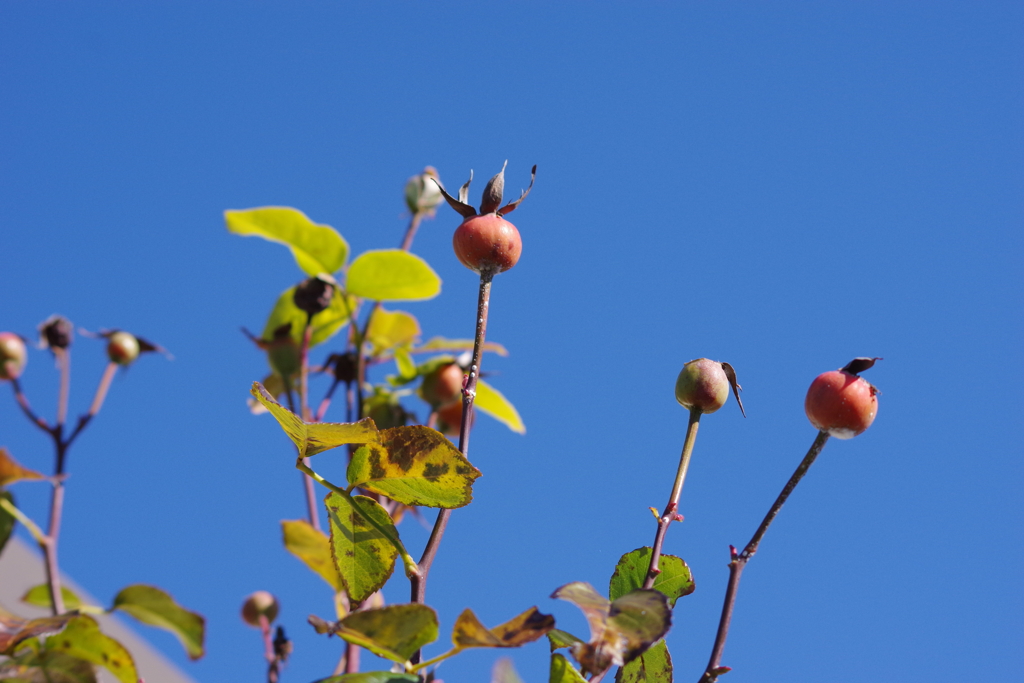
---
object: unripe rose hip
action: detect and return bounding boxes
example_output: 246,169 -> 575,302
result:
241,591 -> 279,627
675,358 -> 745,416
0,333 -> 27,381
107,331 -> 141,366
805,358 -> 880,439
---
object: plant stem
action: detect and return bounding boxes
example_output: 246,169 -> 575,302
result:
410,271 -> 493,605
65,361 -> 117,449
55,348 -> 70,428
399,212 -> 423,252
297,321 -> 321,532
315,378 -> 341,422
697,430 -> 831,683
643,407 -> 702,589
344,642 -> 360,674
10,379 -> 52,434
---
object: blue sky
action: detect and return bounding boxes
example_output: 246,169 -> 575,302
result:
1,3 -> 1021,682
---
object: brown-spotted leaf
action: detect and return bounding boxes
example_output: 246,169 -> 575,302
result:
347,427 -> 481,508
0,447 -> 45,487
251,382 -> 379,457
282,519 -> 344,592
550,582 -> 609,643
607,590 -> 671,664
0,649 -> 98,683
326,493 -> 399,603
609,548 -> 694,608
615,639 -> 672,683
452,607 -> 554,649
0,608 -> 73,655
44,615 -> 137,683
111,585 -> 205,660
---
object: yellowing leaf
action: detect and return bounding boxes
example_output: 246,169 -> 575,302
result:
326,493 -> 399,603
367,309 -> 421,353
251,382 -> 379,457
45,615 -> 137,683
411,337 -> 508,356
347,426 -> 481,508
347,251 -> 441,302
550,653 -> 588,683
0,448 -> 45,487
226,207 -> 349,275
615,639 -> 672,683
282,520 -> 344,592
332,604 -> 438,663
452,607 -> 554,649
111,585 -> 205,660
475,380 -> 525,434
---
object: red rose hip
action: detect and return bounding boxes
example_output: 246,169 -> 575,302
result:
453,214 -> 522,274
805,364 -> 879,439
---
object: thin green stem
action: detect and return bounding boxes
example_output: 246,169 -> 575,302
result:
297,321 -> 321,531
411,646 -> 461,673
643,407 -> 702,589
296,460 -> 420,578
0,497 -> 46,544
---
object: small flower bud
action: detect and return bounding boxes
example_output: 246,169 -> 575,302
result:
241,591 -> 279,627
293,276 -> 335,318
107,331 -> 141,366
0,333 -> 28,381
38,315 -> 73,351
405,166 -> 443,214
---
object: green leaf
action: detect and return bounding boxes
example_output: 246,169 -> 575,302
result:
312,673 -> 420,683
44,615 -> 137,683
226,207 -> 349,275
20,585 -> 83,611
609,548 -> 694,608
547,629 -> 584,652
110,585 -> 205,660
607,590 -> 672,664
451,607 -> 554,649
347,250 -> 441,302
0,648 -> 98,683
347,426 -> 481,508
550,582 -> 610,642
367,309 -> 421,353
0,447 -> 46,487
0,491 -> 15,557
411,337 -> 508,357
251,382 -> 380,457
325,493 -> 399,603
261,285 -> 356,348
549,653 -> 588,683
615,639 -> 672,683
475,380 -> 525,434
393,347 -> 416,380
281,520 -> 344,592
332,604 -> 438,663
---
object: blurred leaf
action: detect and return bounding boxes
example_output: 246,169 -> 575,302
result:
549,653 -> 588,683
547,629 -> 584,652
0,491 -> 15,557
452,607 -> 554,649
0,448 -> 45,487
411,337 -> 508,357
615,640 -> 672,683
550,583 -> 609,642
347,251 -> 441,302
347,426 -> 481,508
44,615 -> 136,683
281,520 -> 344,592
262,286 -> 356,348
251,382 -> 379,457
492,657 -> 525,683
0,648 -> 97,683
313,674 -> 420,683
249,373 -> 289,415
606,590 -> 671,664
20,585 -> 83,611
367,309 -> 421,353
110,585 -> 205,660
332,604 -> 438,663
475,380 -> 525,434
0,608 -> 73,655
325,493 -> 398,603
225,207 -> 349,275
393,347 -> 416,380
609,548 -> 694,607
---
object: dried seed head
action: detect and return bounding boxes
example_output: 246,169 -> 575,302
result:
293,276 -> 335,318
38,315 -> 73,351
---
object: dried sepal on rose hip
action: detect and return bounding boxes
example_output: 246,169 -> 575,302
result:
675,358 -> 746,416
38,315 -> 73,351
434,161 -> 536,275
0,332 -> 28,381
241,590 -> 279,627
805,357 -> 881,439
292,274 -> 336,319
